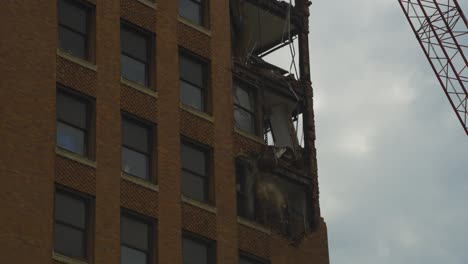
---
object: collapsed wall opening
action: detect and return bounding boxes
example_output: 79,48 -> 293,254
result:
236,155 -> 313,242
230,0 -> 300,61
231,0 -> 316,244
231,0 -> 304,151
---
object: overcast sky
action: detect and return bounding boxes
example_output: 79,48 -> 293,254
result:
299,1 -> 468,263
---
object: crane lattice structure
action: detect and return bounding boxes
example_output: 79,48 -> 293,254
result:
398,0 -> 468,136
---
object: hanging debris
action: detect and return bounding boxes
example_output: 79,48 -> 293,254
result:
231,0 -> 317,245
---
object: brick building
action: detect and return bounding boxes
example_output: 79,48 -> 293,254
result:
0,0 -> 329,263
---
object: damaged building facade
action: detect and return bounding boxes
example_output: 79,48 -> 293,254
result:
231,0 -> 325,246
0,0 -> 329,264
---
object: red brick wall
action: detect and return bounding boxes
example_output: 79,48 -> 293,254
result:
121,179 -> 159,218
56,155 -> 96,195
121,84 -> 158,122
0,1 -> 57,263
0,0 -> 329,263
57,56 -> 97,97
120,0 -> 157,32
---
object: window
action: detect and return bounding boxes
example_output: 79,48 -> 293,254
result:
122,116 -> 153,181
121,23 -> 152,87
179,0 -> 205,26
234,82 -> 256,135
58,0 -> 92,59
54,189 -> 90,260
235,158 -> 255,220
182,234 -> 214,264
181,141 -> 210,203
56,90 -> 91,157
121,213 -> 153,264
282,179 -> 310,235
239,253 -> 269,264
179,52 -> 208,111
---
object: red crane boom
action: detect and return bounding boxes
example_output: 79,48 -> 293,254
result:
398,0 -> 468,136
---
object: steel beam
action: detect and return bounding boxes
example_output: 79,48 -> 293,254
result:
398,0 -> 468,136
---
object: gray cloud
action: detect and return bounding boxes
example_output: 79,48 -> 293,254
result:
266,1 -> 468,263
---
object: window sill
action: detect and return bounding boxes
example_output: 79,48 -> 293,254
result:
182,195 -> 217,214
136,0 -> 157,9
237,217 -> 271,235
178,16 -> 211,37
121,172 -> 159,192
57,49 -> 97,72
180,103 -> 214,123
55,147 -> 97,169
234,129 -> 265,145
121,77 -> 158,98
52,252 -> 88,264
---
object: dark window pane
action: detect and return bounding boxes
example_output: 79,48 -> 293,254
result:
180,81 -> 203,111
121,215 -> 149,251
122,147 -> 149,180
58,0 -> 88,34
55,192 -> 87,229
122,119 -> 149,153
180,55 -> 204,87
181,144 -> 206,175
57,122 -> 86,156
182,171 -> 206,202
282,180 -> 307,220
121,27 -> 148,62
179,0 -> 202,25
54,223 -> 85,258
182,237 -> 208,264
235,159 -> 256,219
235,85 -> 254,111
121,54 -> 147,86
57,92 -> 88,129
234,107 -> 255,134
58,26 -> 87,59
121,246 -> 147,264
235,160 -> 247,193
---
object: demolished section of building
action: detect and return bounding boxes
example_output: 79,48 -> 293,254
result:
231,0 -> 319,244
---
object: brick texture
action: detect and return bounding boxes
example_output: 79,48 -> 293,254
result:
121,178 -> 159,218
55,155 -> 96,195
0,0 -> 329,263
182,204 -> 217,240
121,0 -> 157,32
233,132 -> 263,155
178,22 -> 211,58
57,56 -> 97,97
121,84 -> 159,123
0,2 -> 57,264
180,109 -> 214,146
238,224 -> 272,260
